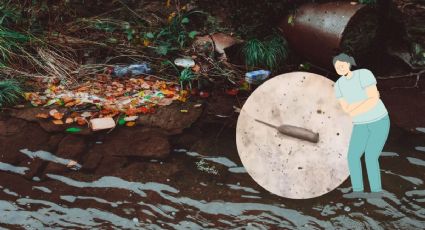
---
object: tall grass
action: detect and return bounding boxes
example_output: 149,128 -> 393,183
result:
0,79 -> 22,107
0,26 -> 30,65
243,35 -> 289,71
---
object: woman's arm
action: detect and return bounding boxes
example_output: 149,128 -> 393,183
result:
338,99 -> 364,113
348,85 -> 380,117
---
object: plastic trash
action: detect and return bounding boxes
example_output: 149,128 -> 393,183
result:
245,70 -> 271,84
112,63 -> 152,77
90,117 -> 116,131
66,127 -> 82,133
174,58 -> 195,68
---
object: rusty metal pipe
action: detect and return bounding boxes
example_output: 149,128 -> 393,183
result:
280,1 -> 377,68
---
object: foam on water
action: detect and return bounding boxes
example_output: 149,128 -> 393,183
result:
407,157 -> 425,167
226,183 -> 260,194
416,127 -> 425,134
46,174 -> 179,198
414,146 -> 425,152
32,186 -> 52,194
60,195 -> 119,207
381,152 -> 399,157
20,149 -> 82,170
0,162 -> 28,175
383,170 -> 423,186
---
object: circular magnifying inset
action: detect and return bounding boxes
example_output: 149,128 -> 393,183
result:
236,72 -> 352,199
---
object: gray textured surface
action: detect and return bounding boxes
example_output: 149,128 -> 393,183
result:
236,72 -> 353,199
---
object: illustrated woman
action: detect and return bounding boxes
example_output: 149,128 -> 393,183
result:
333,53 -> 390,196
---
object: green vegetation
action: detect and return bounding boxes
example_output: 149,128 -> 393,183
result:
147,10 -> 204,56
179,68 -> 196,90
0,79 -> 22,107
0,27 -> 30,66
243,35 -> 289,71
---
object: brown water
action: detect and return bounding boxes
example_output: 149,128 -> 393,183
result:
0,126 -> 424,229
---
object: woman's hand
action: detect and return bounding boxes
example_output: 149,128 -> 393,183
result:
338,85 -> 380,117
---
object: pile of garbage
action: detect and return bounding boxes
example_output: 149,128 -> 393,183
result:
24,74 -> 188,130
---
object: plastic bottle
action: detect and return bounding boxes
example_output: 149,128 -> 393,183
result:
245,70 -> 271,84
112,63 -> 152,77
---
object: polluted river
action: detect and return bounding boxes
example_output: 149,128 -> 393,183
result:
0,111 -> 424,229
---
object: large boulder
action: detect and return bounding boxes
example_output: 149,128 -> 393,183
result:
92,127 -> 170,159
137,102 -> 203,135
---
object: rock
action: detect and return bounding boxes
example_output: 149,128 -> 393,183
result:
38,120 -> 68,133
95,156 -> 127,175
0,118 -> 27,136
7,107 -> 52,122
118,160 -> 182,181
89,127 -> 170,160
6,107 -> 94,134
195,33 -> 242,54
0,120 -> 50,165
137,102 -> 203,135
82,149 -> 104,171
44,135 -> 87,174
21,159 -> 45,180
46,134 -> 66,152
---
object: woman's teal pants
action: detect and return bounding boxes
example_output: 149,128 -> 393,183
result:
347,115 -> 390,192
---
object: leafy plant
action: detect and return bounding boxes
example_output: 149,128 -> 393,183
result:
0,79 -> 23,107
146,10 -> 204,56
179,68 -> 196,90
243,34 -> 289,71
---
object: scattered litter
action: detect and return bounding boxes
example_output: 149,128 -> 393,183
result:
180,109 -> 188,113
90,117 -> 116,131
26,77 -> 187,127
66,127 -> 82,133
49,109 -> 64,120
118,117 -> 126,126
52,119 -> 64,125
111,63 -> 151,77
49,109 -> 59,116
36,113 -> 49,119
233,106 -> 241,113
174,57 -> 195,68
76,117 -> 87,126
65,118 -> 74,124
125,121 -> 136,127
66,160 -> 79,168
199,91 -> 209,98
216,114 -> 230,118
245,70 -> 271,84
124,116 -> 138,122
225,88 -> 239,96
192,64 -> 201,73
81,111 -> 92,118
193,104 -> 202,108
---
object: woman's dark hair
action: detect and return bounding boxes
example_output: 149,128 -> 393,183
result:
332,53 -> 357,67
